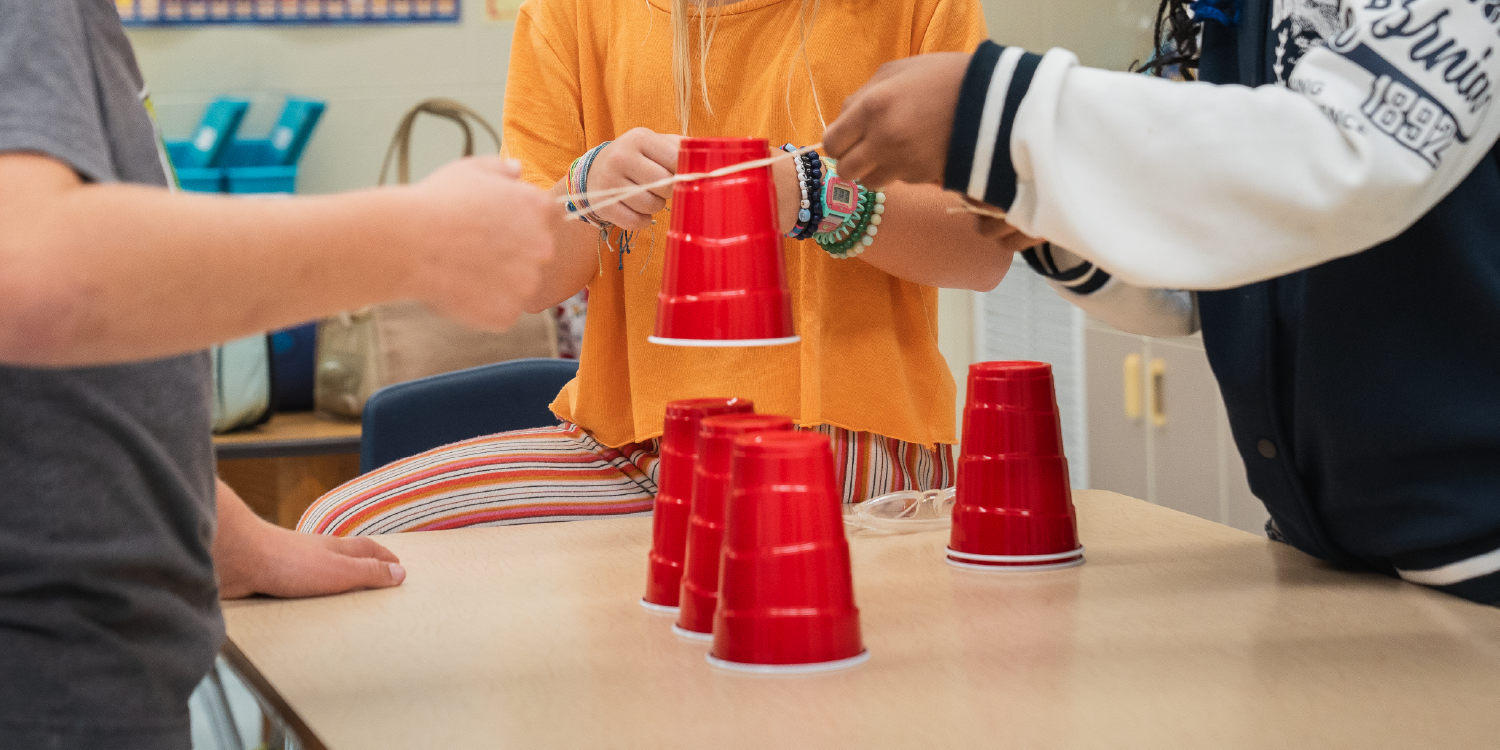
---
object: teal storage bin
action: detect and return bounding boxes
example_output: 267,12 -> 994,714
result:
175,98 -> 250,168
164,98 -> 251,192
166,140 -> 226,192
223,140 -> 299,194
222,98 -> 326,194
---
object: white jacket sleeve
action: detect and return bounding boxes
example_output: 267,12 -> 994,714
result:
945,1 -> 1500,290
1020,244 -> 1200,336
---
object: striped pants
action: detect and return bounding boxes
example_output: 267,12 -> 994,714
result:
297,422 -> 954,536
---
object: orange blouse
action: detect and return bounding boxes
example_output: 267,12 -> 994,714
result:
503,0 -> 988,448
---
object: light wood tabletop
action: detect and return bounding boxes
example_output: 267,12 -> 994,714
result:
223,490 -> 1500,749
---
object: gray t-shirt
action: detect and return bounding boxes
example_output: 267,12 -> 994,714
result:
0,2 -> 220,748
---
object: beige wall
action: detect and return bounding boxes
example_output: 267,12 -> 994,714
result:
128,0 -> 512,195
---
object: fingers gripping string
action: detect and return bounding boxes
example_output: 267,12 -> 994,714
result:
559,142 -> 823,222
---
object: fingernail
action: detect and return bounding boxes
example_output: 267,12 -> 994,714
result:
389,563 -> 407,584
505,158 -> 522,171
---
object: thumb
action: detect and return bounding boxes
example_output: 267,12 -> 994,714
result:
325,555 -> 407,592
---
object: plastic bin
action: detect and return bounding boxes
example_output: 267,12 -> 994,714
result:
222,140 -> 299,194
166,140 -> 227,192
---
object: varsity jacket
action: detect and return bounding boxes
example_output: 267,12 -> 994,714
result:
945,0 -> 1500,603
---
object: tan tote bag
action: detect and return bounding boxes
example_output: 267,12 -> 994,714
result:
314,98 -> 558,420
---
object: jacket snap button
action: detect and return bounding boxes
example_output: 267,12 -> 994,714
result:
1257,438 -> 1277,459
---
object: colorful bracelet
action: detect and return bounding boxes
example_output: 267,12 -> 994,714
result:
566,141 -> 613,227
811,156 -> 883,258
814,183 -> 883,259
781,144 -> 824,239
795,151 -> 825,240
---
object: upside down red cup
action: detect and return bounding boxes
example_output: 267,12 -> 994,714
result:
674,414 -> 796,641
642,397 -> 754,613
709,431 -> 868,673
649,137 -> 799,347
948,361 -> 1084,571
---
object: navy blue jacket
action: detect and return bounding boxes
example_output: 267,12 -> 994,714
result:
1195,0 -> 1500,603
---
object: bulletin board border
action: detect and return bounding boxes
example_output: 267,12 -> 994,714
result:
116,1 -> 461,26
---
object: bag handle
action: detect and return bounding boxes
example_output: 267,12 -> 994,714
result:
378,98 -> 503,186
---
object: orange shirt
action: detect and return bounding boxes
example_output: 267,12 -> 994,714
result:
504,0 -> 987,448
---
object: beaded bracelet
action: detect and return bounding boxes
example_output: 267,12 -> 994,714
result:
566,141 -> 613,227
812,158 -> 884,259
781,144 -> 825,239
816,189 -> 883,259
795,151 -> 825,240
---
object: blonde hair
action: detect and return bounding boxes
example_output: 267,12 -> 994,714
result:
669,0 -> 823,136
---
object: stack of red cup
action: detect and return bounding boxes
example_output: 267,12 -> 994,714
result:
947,361 -> 1085,571
648,137 -> 799,348
642,397 -> 755,613
674,413 -> 795,641
709,431 -> 868,673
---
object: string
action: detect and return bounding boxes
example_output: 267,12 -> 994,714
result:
560,140 -> 1012,228
560,141 -> 823,222
947,203 -> 1009,220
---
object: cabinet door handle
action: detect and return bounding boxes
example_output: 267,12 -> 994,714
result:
1149,357 -> 1167,427
1123,353 -> 1142,420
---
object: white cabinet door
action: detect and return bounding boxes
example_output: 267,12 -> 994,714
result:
1150,340 -> 1227,523
1084,327 -> 1148,501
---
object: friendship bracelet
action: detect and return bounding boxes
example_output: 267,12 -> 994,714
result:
567,141 -> 613,227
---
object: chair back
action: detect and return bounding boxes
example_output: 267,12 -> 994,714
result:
360,357 -> 579,473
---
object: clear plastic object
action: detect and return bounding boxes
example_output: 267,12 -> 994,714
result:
845,487 -> 956,534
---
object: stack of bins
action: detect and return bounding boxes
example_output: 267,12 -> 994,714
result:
164,97 -> 325,195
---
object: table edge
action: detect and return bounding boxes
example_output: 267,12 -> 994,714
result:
222,639 -> 330,750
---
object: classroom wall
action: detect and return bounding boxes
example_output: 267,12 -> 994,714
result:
128,0 -> 512,195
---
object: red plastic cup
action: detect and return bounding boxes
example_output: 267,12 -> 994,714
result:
674,414 -> 795,641
709,431 -> 868,673
642,398 -> 755,613
947,361 -> 1084,571
649,138 -> 799,347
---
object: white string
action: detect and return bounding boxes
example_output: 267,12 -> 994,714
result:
947,203 -> 1008,220
561,142 -> 823,222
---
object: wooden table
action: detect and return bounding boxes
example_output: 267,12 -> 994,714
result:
214,412 -> 362,528
223,490 -> 1500,749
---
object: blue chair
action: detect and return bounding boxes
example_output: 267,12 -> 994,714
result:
359,358 -> 580,473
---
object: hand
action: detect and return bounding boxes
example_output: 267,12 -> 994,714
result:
822,52 -> 972,188
214,480 -> 406,599
404,155 -> 560,331
582,127 -> 682,231
969,201 -> 1044,253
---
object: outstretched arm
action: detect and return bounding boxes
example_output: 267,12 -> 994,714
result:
827,0 -> 1500,290
0,152 -> 559,367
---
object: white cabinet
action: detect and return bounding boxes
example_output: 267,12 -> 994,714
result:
1085,318 -> 1269,536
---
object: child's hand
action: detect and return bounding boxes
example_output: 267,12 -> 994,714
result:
974,210 -> 1045,254
584,127 -> 682,231
404,155 -> 559,332
823,52 -> 971,188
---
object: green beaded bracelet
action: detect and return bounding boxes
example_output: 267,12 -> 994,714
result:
816,190 -> 884,259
